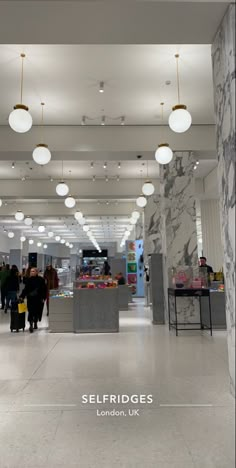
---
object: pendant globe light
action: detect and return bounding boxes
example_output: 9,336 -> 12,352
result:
15,210 -> 24,221
136,195 -> 147,208
142,161 -> 155,196
168,54 -> 192,133
32,103 -> 51,165
56,161 -> 69,196
155,102 -> 173,165
8,231 -> 15,239
131,210 -> 140,220
38,225 -> 45,233
74,211 -> 83,221
24,216 -> 33,226
20,236 -> 26,242
65,196 -> 76,208
9,54 -> 33,133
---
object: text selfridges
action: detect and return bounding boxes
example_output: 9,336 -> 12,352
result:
82,394 -> 153,404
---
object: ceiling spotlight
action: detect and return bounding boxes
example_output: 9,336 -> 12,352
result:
56,181 -> 69,197
21,176 -> 26,181
65,196 -> 76,208
8,232 -> 15,239
50,177 -> 54,182
81,115 -> 86,126
93,175 -> 96,182
15,210 -> 24,221
101,115 -> 105,126
116,175 -> 120,182
20,236 -> 26,242
29,239 -> 34,245
9,54 -> 33,133
106,201 -> 109,205
105,176 -> 109,183
136,195 -> 147,208
194,165 -> 197,170
37,242 -> 42,247
12,162 -> 15,169
55,235 -> 61,241
24,216 -> 33,226
118,162 -> 121,169
90,162 -> 94,168
121,116 -> 125,126
142,181 -> 155,197
38,225 -> 45,233
74,211 -> 83,221
169,54 -> 192,133
99,81 -> 104,93
48,231 -> 54,238
103,162 -> 107,169
196,160 -> 200,165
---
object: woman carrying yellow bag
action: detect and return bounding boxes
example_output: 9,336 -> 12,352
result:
18,301 -> 27,314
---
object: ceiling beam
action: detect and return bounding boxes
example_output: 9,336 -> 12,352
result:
0,1 -> 229,45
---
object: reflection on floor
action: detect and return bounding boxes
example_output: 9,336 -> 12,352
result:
0,299 -> 234,468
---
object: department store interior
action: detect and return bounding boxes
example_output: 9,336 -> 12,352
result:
0,1 -> 235,467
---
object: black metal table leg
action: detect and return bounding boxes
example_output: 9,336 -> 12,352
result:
168,292 -> 171,330
174,295 -> 178,336
199,296 -> 203,329
208,294 -> 213,336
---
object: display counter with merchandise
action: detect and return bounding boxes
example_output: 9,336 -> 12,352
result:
49,289 -> 74,332
73,287 -> 119,333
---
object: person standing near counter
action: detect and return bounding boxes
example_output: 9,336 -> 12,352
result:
199,256 -> 213,274
0,264 -> 10,310
44,265 -> 59,316
20,267 -> 47,333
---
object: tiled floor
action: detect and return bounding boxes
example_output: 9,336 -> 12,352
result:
0,300 -> 234,468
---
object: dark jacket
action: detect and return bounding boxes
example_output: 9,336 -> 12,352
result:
5,272 -> 20,293
21,276 -> 47,302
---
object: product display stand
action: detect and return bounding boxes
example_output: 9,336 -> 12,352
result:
118,285 -> 129,311
168,288 -> 213,336
49,294 -> 74,332
73,288 -> 119,333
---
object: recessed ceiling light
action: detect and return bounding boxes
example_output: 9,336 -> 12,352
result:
99,81 -> 104,93
11,162 -> 15,169
165,80 -> 171,85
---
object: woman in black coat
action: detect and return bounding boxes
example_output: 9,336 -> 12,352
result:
5,265 -> 20,313
20,267 -> 47,333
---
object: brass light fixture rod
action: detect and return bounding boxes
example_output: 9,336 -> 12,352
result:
175,53 -> 181,104
20,53 -> 26,104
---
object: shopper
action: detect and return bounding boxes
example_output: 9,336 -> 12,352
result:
102,260 -> 111,276
0,264 -> 10,310
4,265 -> 20,313
44,265 -> 59,316
199,256 -> 213,274
20,267 -> 47,333
117,272 -> 126,285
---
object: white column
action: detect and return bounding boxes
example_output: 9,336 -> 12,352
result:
200,199 -> 223,271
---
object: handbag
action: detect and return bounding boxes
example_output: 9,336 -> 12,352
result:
18,302 -> 27,314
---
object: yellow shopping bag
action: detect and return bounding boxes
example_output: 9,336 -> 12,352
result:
18,302 -> 27,314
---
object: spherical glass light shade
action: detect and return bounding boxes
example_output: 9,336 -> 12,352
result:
127,225 -> 133,231
38,225 -> 45,233
130,218 -> 137,225
142,181 -> 155,196
24,216 -> 33,226
32,144 -> 51,165
48,231 -> 54,238
65,242 -> 70,247
83,225 -> 90,232
20,236 -> 26,242
168,105 -> 192,133
37,242 -> 42,247
60,239 -> 66,244
9,105 -> 33,133
131,210 -> 140,220
74,211 -> 83,221
8,231 -> 15,238
70,244 -> 73,248
43,244 -> 47,249
56,182 -> 69,197
65,196 -> 76,208
55,236 -> 61,241
0,199 -> 2,207
155,144 -> 173,165
136,195 -> 147,208
29,239 -> 34,245
79,217 -> 86,225
15,210 -> 24,221
125,230 -> 131,237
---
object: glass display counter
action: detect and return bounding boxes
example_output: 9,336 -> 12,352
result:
49,288 -> 74,332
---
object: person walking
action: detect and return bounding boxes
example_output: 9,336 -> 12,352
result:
44,265 -> 59,316
0,264 -> 10,310
20,267 -> 47,333
5,265 -> 20,313
102,260 -> 111,276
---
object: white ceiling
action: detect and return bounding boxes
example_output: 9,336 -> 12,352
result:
0,44 -> 214,126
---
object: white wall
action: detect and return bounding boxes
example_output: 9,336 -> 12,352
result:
200,199 -> 223,271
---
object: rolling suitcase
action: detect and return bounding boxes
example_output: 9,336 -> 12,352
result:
10,301 -> 26,332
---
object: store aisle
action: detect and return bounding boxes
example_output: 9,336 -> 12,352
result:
0,301 -> 234,468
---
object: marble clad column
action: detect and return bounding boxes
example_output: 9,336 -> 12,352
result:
144,195 -> 163,256
212,3 -> 235,396
163,151 -> 198,322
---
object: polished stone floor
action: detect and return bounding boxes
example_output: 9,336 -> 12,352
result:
0,300 -> 234,468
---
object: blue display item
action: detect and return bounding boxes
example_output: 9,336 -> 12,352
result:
126,239 -> 144,298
